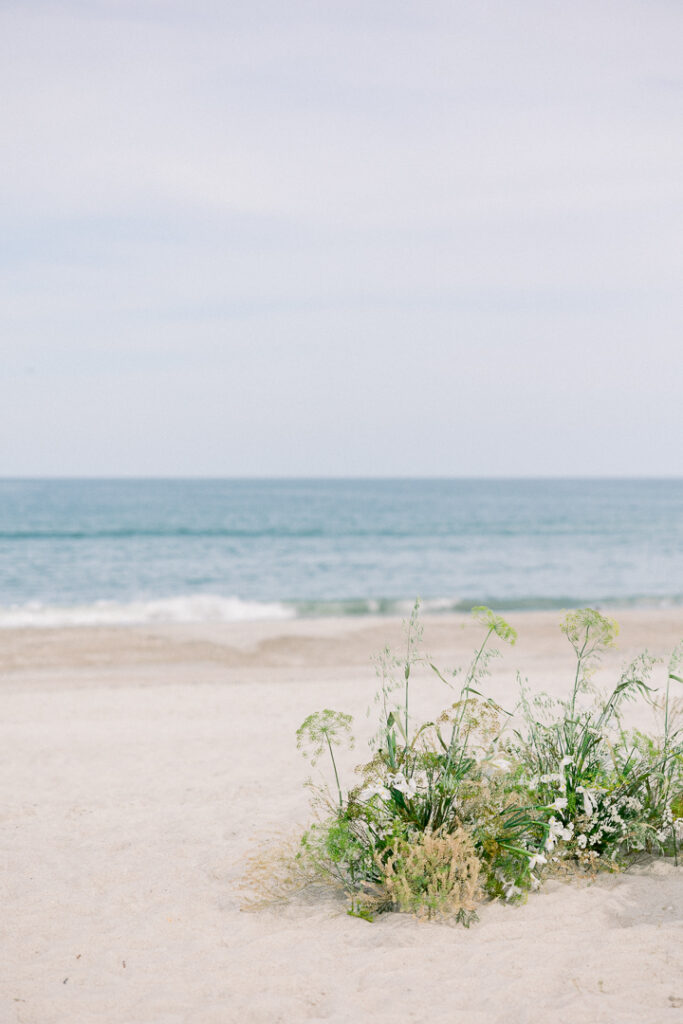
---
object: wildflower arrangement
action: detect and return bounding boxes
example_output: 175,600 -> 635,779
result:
246,604 -> 683,922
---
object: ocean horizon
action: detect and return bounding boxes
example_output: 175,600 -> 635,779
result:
1,477 -> 681,626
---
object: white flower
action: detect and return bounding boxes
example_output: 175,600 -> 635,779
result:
528,852 -> 547,871
545,817 -> 561,850
548,797 -> 568,811
361,783 -> 389,801
504,881 -> 522,900
576,786 -> 597,818
386,772 -> 417,799
545,816 -> 573,850
577,834 -> 588,849
490,757 -> 511,771
560,756 -> 574,768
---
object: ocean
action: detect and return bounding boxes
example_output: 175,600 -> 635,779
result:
0,478 -> 681,626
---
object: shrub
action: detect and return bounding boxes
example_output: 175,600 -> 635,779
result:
243,604 -> 683,922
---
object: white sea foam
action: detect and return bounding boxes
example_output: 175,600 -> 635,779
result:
0,594 -> 467,627
0,594 -> 296,628
1,593 -> 674,628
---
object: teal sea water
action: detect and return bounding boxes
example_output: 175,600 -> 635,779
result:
0,479 -> 681,625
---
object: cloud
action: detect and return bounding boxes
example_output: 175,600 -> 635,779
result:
1,0 -> 682,474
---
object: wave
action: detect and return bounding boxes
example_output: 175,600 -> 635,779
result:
0,595 -> 296,628
0,524 -> 602,541
0,527 -> 329,541
293,595 -> 683,616
0,593 -> 680,628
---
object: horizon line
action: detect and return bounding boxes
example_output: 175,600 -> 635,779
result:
1,474 -> 682,483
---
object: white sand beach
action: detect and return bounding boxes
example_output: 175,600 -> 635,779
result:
1,609 -> 682,1024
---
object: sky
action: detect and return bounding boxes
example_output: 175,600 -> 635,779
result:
1,0 -> 682,477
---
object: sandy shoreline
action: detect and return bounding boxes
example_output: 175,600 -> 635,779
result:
2,609 -> 682,1023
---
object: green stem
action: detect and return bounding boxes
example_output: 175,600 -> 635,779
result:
569,626 -> 590,720
662,667 -> 675,815
326,732 -> 343,809
404,611 -> 416,751
404,664 -> 410,754
444,627 -> 494,774
664,669 -> 671,759
453,629 -> 493,743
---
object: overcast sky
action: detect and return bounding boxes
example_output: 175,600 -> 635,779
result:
1,0 -> 682,477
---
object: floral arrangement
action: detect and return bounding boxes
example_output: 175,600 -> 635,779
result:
245,605 -> 683,923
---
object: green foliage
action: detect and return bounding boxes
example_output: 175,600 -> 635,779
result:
282,606 -> 683,924
511,622 -> 681,867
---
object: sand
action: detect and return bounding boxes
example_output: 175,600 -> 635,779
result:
1,609 -> 682,1024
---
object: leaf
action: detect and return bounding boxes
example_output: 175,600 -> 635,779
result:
429,663 -> 455,689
